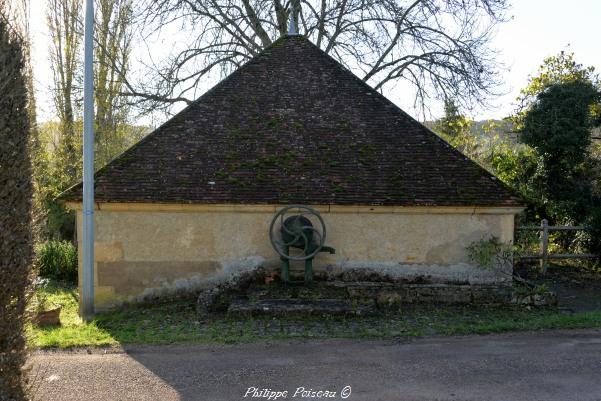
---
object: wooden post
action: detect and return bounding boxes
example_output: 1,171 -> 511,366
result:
540,219 -> 549,274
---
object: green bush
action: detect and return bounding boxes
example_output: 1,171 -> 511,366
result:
0,13 -> 34,400
36,240 -> 78,283
467,236 -> 515,270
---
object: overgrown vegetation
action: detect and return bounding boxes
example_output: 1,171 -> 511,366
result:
434,51 -> 601,257
36,240 -> 77,283
520,78 -> 601,253
466,236 -> 515,270
0,9 -> 34,400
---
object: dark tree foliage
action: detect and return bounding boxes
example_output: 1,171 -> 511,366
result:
520,79 -> 601,252
520,80 -> 600,219
436,99 -> 467,139
0,12 -> 34,401
521,81 -> 598,169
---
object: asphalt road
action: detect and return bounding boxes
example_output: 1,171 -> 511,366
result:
27,329 -> 601,401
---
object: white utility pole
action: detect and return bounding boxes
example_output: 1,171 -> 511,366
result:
82,0 -> 95,321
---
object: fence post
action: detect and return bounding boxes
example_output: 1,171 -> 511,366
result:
540,219 -> 549,274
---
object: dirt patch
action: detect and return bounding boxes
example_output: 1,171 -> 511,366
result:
515,262 -> 601,312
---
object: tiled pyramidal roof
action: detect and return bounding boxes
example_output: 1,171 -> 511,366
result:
61,36 -> 523,207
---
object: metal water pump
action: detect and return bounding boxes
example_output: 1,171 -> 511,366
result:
269,205 -> 335,283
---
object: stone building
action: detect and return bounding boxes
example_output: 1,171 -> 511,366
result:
61,35 -> 524,311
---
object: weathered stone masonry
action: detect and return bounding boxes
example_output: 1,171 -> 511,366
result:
70,203 -> 520,310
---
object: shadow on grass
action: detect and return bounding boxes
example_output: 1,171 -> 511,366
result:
25,279 -> 601,401
27,280 -> 601,350
87,299 -> 601,346
26,283 -> 601,400
27,280 -> 601,349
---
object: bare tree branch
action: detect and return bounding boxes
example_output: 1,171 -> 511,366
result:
125,0 -> 508,115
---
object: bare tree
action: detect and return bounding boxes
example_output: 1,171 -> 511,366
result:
47,0 -> 82,178
0,0 -> 28,35
46,0 -> 138,169
42,0 -> 139,240
94,0 -> 135,166
126,0 -> 507,114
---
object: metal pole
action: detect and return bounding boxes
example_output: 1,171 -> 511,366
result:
82,0 -> 95,321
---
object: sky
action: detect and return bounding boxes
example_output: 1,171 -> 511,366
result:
29,0 -> 601,125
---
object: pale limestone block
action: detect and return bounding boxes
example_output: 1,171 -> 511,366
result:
94,241 -> 124,262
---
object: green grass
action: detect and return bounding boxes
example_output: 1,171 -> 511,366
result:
26,282 -> 601,349
26,282 -> 116,348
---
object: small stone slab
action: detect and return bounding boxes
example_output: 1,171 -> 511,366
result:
228,298 -> 376,316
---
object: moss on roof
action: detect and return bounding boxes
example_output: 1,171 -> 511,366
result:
61,36 -> 523,207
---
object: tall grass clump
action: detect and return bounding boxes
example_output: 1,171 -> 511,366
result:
36,240 -> 77,283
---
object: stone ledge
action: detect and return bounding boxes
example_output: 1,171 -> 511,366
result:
228,298 -> 376,316
335,263 -> 512,286
326,281 -> 512,305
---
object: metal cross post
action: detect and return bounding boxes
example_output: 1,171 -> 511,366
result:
81,0 -> 95,321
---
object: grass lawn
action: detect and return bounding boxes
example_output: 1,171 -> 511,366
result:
27,281 -> 601,349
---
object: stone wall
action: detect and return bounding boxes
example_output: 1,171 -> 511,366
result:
70,203 -> 522,311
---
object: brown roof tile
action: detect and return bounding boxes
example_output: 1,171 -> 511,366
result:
60,36 -> 523,207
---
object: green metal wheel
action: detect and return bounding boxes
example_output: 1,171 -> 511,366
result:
269,205 -> 327,261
